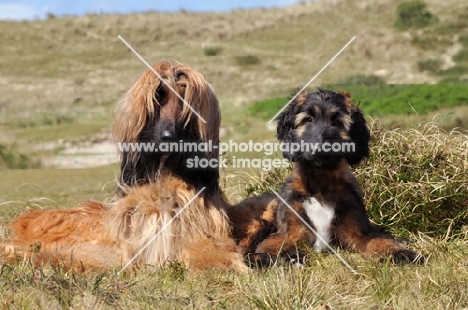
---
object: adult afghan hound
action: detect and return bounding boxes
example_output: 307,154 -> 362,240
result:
228,89 -> 423,266
1,60 -> 246,273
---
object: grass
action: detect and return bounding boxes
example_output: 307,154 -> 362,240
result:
408,1 -> 468,83
417,59 -> 443,74
0,166 -> 117,221
359,122 -> 468,236
234,55 -> 261,66
394,0 -> 438,30
249,84 -> 468,120
336,74 -> 385,85
203,46 -> 223,56
1,233 -> 468,308
3,0 -> 466,147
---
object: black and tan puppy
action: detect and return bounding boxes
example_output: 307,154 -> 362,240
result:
229,88 -> 423,265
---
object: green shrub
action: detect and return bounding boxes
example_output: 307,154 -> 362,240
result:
453,46 -> 468,63
459,34 -> 468,45
203,46 -> 223,56
336,74 -> 385,85
410,28 -> 452,51
234,55 -> 261,66
394,0 -> 438,30
438,64 -> 468,84
0,143 -> 41,169
417,59 -> 442,74
241,122 -> 468,237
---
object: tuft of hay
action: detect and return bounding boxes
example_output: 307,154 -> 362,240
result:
357,121 -> 468,236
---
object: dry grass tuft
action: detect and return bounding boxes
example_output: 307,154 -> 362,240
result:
358,121 -> 468,236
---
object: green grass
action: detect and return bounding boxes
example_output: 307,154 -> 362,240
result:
249,84 -> 468,119
360,123 -> 468,236
336,74 -> 386,85
247,97 -> 290,120
1,231 -> 468,308
0,166 -> 118,221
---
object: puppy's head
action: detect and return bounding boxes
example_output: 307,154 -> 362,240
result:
276,88 -> 370,167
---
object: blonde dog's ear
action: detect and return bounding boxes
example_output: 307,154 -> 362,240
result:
175,64 -> 221,159
113,66 -> 164,144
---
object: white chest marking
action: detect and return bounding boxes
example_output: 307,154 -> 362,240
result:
302,197 -> 334,252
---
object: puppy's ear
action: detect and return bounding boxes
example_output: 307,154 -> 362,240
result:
346,106 -> 370,165
276,106 -> 295,161
277,91 -> 307,161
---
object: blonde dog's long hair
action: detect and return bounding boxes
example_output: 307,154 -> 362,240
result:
1,60 -> 246,272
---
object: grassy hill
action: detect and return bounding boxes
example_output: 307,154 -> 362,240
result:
1,0 -> 466,170
1,0 -> 467,142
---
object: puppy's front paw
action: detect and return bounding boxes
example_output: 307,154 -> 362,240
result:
388,249 -> 424,264
244,252 -> 278,268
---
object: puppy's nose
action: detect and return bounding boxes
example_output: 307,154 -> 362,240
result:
161,130 -> 176,141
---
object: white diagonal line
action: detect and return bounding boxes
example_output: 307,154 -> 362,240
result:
270,188 -> 357,274
268,36 -> 356,123
117,187 -> 206,274
117,35 -> 207,124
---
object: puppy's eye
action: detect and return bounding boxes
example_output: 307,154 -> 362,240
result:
332,118 -> 342,127
304,116 -> 313,123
